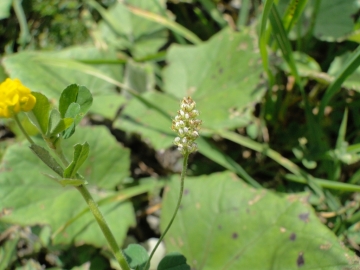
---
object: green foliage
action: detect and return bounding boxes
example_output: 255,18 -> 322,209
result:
64,142 -> 90,179
157,253 -> 190,270
123,244 -> 149,270
59,84 -> 93,138
0,126 -> 134,248
161,172 -> 360,269
1,0 -> 360,268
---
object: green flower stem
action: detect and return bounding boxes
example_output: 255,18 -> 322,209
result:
13,113 -> 35,145
16,118 -> 130,270
76,185 -> 131,270
48,143 -> 130,270
145,153 -> 189,270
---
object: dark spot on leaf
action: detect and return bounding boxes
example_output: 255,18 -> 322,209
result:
289,233 -> 296,241
183,189 -> 189,195
232,232 -> 238,239
219,68 -> 223,74
297,252 -> 304,267
298,212 -> 309,222
218,225 -> 222,230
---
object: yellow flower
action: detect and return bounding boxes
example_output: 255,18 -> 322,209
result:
0,78 -> 36,118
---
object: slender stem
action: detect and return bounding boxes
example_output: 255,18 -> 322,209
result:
145,153 -> 189,270
76,185 -> 131,270
13,113 -> 35,145
41,135 -> 130,269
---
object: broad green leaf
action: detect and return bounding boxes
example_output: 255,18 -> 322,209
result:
116,28 -> 265,150
90,94 -> 127,120
314,0 -> 357,41
157,253 -> 190,270
163,27 -> 265,130
161,172 -> 360,269
27,92 -> 51,135
92,0 -> 168,58
2,46 -> 122,102
123,244 -> 149,270
124,60 -> 155,96
0,126 -> 133,247
64,142 -> 90,179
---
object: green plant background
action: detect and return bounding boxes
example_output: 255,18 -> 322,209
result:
1,0 -> 360,269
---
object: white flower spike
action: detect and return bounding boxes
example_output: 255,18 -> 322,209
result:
172,97 -> 201,155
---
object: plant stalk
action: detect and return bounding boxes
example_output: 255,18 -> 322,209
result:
15,114 -> 130,270
13,113 -> 35,145
76,185 -> 131,270
145,153 -> 189,269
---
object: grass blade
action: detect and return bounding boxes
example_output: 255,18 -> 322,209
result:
197,137 -> 262,188
282,0 -> 308,33
126,4 -> 202,45
319,45 -> 360,118
198,0 -> 227,28
258,0 -> 275,86
269,4 -> 324,153
237,0 -> 251,29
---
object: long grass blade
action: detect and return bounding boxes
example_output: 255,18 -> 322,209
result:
198,0 -> 227,28
319,45 -> 360,118
258,0 -> 275,86
237,0 -> 251,29
285,174 -> 360,192
329,108 -> 349,180
218,129 -> 360,192
52,182 -> 165,240
197,137 -> 262,188
126,4 -> 202,45
282,0 -> 308,33
270,4 -> 324,153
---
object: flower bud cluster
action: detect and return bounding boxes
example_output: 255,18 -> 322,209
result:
172,97 -> 201,155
